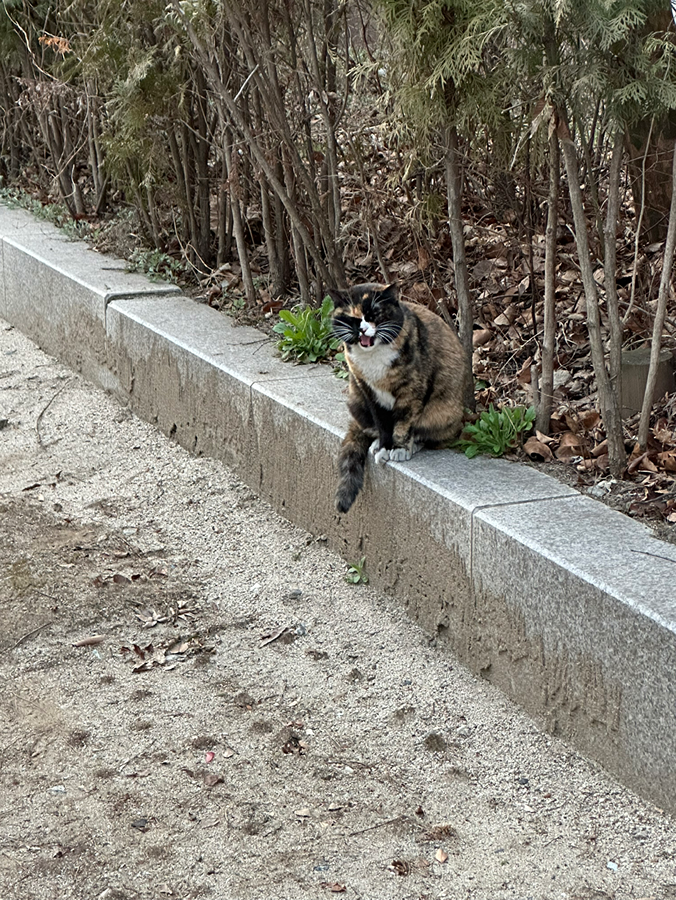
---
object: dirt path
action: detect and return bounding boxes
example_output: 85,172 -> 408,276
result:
1,317 -> 675,900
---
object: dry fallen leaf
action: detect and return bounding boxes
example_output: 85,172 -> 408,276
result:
555,431 -> 584,461
516,356 -> 532,385
658,451 -> 676,473
435,848 -> 449,864
319,883 -> 346,894
424,823 -> 457,841
203,773 -> 223,788
523,437 -> 553,462
260,624 -> 291,646
653,422 -> 674,444
389,859 -> 410,876
628,451 -> 658,475
135,608 -> 167,627
535,430 -> 556,445
72,635 -> 105,648
580,410 -> 601,431
591,439 -> 608,458
132,660 -> 155,674
472,328 -> 493,348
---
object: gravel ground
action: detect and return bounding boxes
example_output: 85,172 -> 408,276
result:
1,317 -> 675,900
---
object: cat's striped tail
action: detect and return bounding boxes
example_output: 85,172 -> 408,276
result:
335,424 -> 373,514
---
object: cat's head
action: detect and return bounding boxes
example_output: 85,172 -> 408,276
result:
327,283 -> 403,351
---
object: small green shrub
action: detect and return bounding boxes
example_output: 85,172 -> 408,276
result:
454,405 -> 535,458
126,247 -> 186,282
345,556 -> 369,585
273,296 -> 340,363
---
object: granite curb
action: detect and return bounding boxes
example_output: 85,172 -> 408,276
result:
2,203 -> 675,813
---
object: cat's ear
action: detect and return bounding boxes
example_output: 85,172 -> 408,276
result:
327,287 -> 349,310
378,283 -> 399,304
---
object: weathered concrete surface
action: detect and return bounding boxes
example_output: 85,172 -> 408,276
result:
2,201 -> 676,814
0,211 -> 179,391
472,495 -> 676,811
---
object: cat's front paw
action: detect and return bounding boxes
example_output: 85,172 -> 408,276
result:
369,439 -> 391,464
388,447 -> 412,462
373,446 -> 391,465
389,442 -> 420,463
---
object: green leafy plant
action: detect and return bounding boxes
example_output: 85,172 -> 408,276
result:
126,247 -> 186,282
454,405 -> 535,458
333,350 -> 349,379
273,296 -> 340,364
0,188 -> 93,240
345,556 -> 369,585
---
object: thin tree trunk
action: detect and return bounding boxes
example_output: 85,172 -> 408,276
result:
86,87 -> 105,212
217,150 -> 232,267
193,66 -> 212,271
537,128 -> 560,434
146,184 -> 162,249
604,134 -> 625,407
38,108 -> 74,215
305,0 -> 341,243
260,175 -> 284,297
87,97 -> 108,216
252,85 -> 284,296
579,123 -> 604,260
224,137 -> 256,306
283,152 -> 311,304
126,161 -> 154,244
559,122 -> 626,475
345,131 -> 391,283
637,138 -> 676,449
56,95 -> 85,216
274,157 -> 291,288
444,124 -> 474,410
172,0 -> 339,287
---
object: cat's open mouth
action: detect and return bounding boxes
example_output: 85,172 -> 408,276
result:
359,334 -> 376,348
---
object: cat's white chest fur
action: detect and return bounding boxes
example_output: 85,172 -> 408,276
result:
347,343 -> 398,409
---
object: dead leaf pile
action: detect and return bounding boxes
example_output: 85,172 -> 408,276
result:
120,637 -> 205,673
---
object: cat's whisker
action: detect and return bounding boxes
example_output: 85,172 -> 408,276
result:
376,325 -> 399,344
332,325 -> 357,342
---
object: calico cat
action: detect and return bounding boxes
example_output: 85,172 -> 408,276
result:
328,282 -> 468,513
